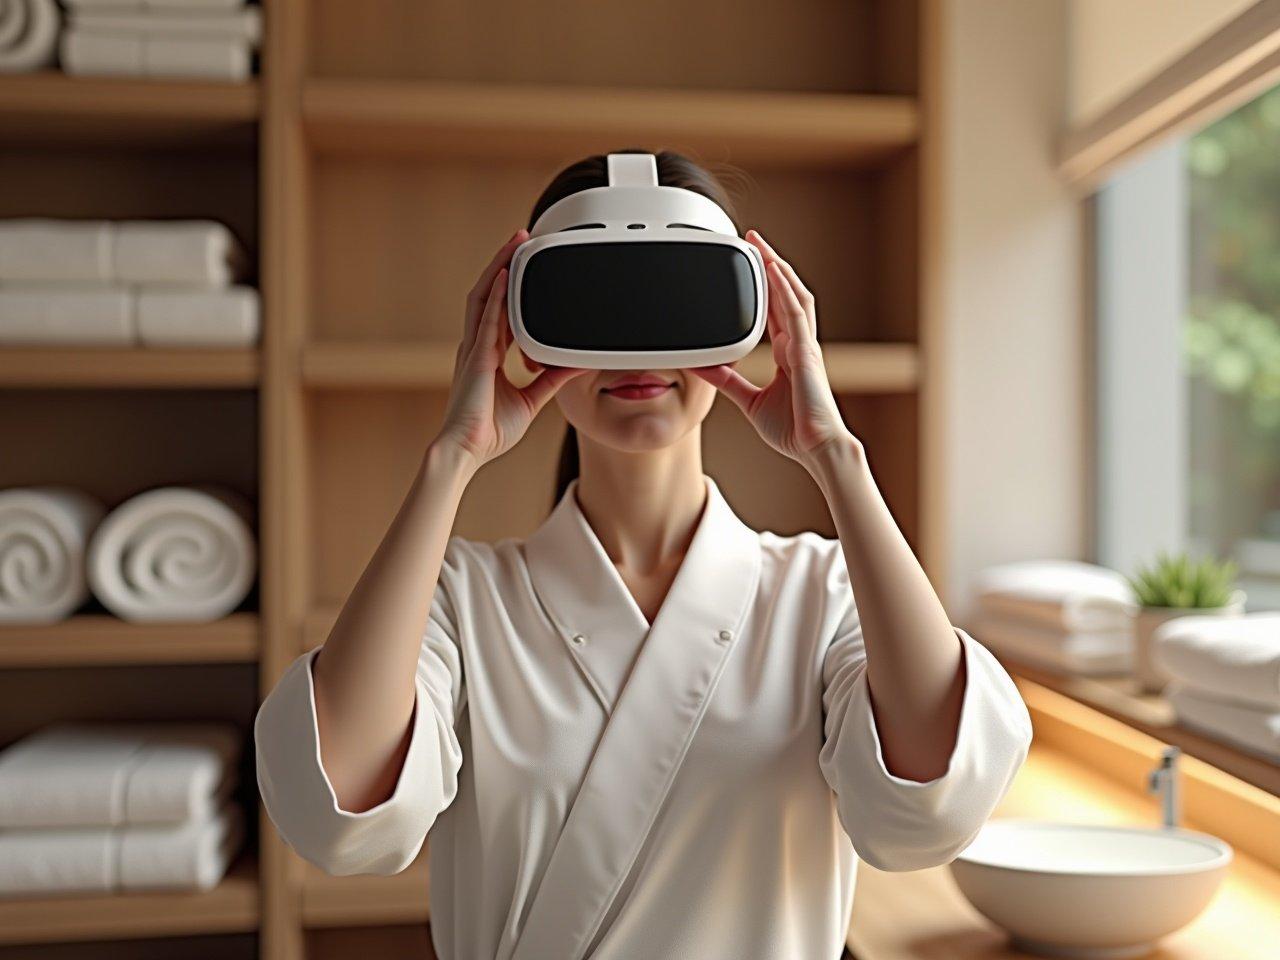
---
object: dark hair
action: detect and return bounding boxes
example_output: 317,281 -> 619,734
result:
527,148 -> 747,512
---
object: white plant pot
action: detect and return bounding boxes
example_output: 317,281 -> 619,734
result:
1133,590 -> 1246,694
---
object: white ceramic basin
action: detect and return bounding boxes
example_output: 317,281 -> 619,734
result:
949,819 -> 1232,959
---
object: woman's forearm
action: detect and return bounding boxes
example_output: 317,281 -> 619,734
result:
311,439 -> 477,812
807,434 -> 966,782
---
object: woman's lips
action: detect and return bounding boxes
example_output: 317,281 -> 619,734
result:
602,383 -> 674,401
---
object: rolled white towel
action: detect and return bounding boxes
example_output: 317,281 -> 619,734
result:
0,287 -> 134,345
60,30 -> 251,81
0,488 -> 105,624
1153,613 -> 1280,709
1166,683 -> 1280,763
0,720 -> 241,828
62,0 -> 247,10
137,286 -> 259,346
69,7 -> 262,43
0,0 -> 59,74
974,559 -> 1138,633
975,611 -> 1132,676
0,799 -> 244,896
0,219 -> 247,286
87,487 -> 256,623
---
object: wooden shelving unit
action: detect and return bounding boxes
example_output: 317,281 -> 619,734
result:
0,853 -> 259,946
0,614 -> 260,668
0,348 -> 259,389
3,0 -> 942,957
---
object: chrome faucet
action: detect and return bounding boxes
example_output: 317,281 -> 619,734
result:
1146,745 -> 1182,829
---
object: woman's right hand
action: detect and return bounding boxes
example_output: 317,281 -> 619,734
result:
435,227 -> 588,470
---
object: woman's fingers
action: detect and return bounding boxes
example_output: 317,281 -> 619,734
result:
690,364 -> 762,416
748,229 -> 817,341
519,365 -> 590,416
465,266 -> 509,370
462,228 -> 526,357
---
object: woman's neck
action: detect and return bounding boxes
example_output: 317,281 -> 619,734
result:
573,429 -> 707,574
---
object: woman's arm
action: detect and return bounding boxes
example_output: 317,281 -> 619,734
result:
309,227 -> 588,813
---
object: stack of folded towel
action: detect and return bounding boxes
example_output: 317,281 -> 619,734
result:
973,559 -> 1139,675
0,721 -> 245,896
59,0 -> 261,82
0,219 -> 258,347
0,0 -> 60,74
1154,613 -> 1280,763
0,485 -> 257,624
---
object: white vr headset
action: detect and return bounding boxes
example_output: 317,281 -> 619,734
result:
507,152 -> 768,370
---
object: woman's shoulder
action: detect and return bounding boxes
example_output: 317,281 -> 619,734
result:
439,532 -> 523,579
756,527 -> 846,578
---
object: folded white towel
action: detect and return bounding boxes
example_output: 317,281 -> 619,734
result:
69,8 -> 261,43
60,29 -> 251,81
1166,683 -> 1280,763
975,559 -> 1138,633
0,219 -> 247,286
0,0 -> 59,73
1153,613 -> 1280,709
975,612 -> 1133,676
0,799 -> 244,896
0,288 -> 133,345
63,0 -> 246,10
138,286 -> 259,346
0,488 -> 105,624
0,721 -> 241,828
87,487 -> 256,623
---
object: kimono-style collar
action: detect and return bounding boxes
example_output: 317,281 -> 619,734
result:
522,473 -> 761,714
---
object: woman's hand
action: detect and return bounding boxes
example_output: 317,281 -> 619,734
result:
691,229 -> 858,469
436,227 -> 589,470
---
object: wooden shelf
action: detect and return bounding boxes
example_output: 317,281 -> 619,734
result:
301,853 -> 430,928
997,654 -> 1280,798
0,73 -> 259,149
300,341 -> 919,393
0,348 -> 259,389
0,614 -> 260,668
303,78 -> 918,168
0,851 -> 259,945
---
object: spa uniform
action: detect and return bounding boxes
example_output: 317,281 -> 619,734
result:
255,474 -> 1032,960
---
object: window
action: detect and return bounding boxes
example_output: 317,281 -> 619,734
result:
1095,83 -> 1280,611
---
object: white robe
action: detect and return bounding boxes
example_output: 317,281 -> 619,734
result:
255,474 -> 1031,960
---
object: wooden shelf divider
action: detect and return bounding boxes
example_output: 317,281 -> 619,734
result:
303,77 -> 918,167
0,348 -> 260,389
0,613 -> 260,668
301,855 -> 430,929
0,852 -> 259,946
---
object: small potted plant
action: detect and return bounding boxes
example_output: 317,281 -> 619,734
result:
1126,550 -> 1246,694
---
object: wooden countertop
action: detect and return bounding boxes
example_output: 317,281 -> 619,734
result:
846,681 -> 1280,960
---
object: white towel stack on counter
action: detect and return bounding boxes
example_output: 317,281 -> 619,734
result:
0,721 -> 244,896
0,219 -> 258,347
1154,613 -> 1280,762
0,485 -> 256,624
973,560 -> 1139,675
0,0 -> 61,73
59,0 -> 261,81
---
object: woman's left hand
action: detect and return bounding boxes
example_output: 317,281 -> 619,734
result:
691,229 -> 858,468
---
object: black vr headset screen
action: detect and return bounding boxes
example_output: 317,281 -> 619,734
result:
519,241 -> 757,352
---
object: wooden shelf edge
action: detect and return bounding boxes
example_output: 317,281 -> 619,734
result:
0,613 -> 260,668
301,853 -> 430,929
303,77 -> 918,166
0,348 -> 260,389
0,850 -> 259,946
300,341 -> 918,393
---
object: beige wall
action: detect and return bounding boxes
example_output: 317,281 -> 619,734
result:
934,0 -> 1088,623
1068,0 -> 1256,124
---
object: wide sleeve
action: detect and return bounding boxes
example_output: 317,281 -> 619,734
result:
817,553 -> 1032,873
253,538 -> 469,877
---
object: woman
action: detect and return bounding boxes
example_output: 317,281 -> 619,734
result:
255,150 -> 1032,960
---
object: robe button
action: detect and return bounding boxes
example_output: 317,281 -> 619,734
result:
571,633 -> 587,645
717,629 -> 733,644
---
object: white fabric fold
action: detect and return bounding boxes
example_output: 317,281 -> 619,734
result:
1153,613 -> 1280,709
974,559 -> 1137,632
86,487 -> 256,623
0,799 -> 244,895
60,29 -> 251,80
0,488 -> 105,624
137,286 -> 259,346
0,288 -> 133,345
819,626 -> 1032,872
974,611 -> 1133,675
0,721 -> 242,828
0,0 -> 59,73
1166,683 -> 1280,762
